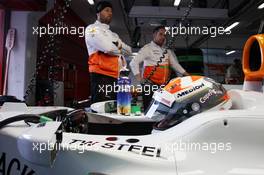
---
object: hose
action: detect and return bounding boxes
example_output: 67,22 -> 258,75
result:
0,114 -> 41,129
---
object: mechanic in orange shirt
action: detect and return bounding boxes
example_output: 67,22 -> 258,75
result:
130,26 -> 189,110
85,1 -> 132,104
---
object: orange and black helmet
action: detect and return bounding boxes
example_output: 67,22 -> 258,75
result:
145,76 -> 232,131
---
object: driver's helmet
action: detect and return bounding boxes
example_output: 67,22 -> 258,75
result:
145,76 -> 232,131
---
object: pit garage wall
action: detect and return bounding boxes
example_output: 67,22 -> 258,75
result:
202,49 -> 243,84
7,1 -> 53,104
35,0 -> 89,106
8,11 -> 34,102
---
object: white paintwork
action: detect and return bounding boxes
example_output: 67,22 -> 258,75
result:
17,122 -> 62,167
243,80 -> 263,92
0,89 -> 264,174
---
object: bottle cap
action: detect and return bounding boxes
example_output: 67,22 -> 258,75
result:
119,68 -> 130,77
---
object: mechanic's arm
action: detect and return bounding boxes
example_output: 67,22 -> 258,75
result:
129,47 -> 147,82
117,38 -> 132,56
85,26 -> 130,56
169,50 -> 189,76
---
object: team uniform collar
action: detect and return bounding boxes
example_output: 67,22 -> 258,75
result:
95,20 -> 110,29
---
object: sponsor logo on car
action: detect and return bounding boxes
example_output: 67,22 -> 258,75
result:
200,89 -> 223,103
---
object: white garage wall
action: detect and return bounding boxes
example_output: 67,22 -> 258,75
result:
7,1 -> 53,104
8,11 -> 29,101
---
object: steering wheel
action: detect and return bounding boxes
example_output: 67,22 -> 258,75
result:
62,109 -> 89,134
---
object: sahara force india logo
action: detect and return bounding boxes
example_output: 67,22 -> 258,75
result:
176,83 -> 205,99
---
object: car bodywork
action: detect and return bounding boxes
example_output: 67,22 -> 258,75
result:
0,34 -> 264,175
0,90 -> 264,175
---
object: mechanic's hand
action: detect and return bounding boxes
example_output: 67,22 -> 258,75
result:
112,41 -> 122,50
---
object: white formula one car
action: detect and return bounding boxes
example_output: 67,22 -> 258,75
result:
0,34 -> 264,175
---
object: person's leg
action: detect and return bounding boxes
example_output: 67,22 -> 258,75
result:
90,73 -> 98,104
142,83 -> 155,112
99,74 -> 117,101
90,73 -> 117,104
